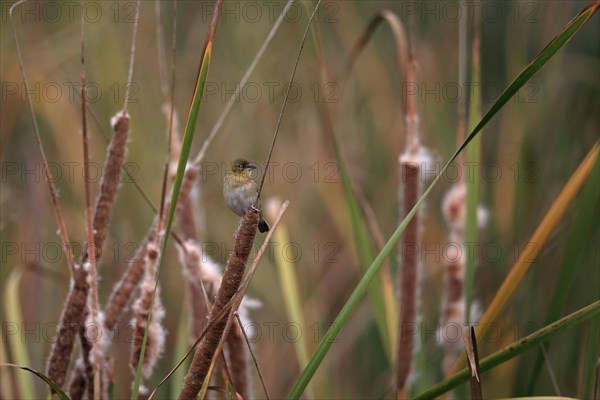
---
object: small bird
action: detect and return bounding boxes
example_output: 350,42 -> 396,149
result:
223,158 -> 269,233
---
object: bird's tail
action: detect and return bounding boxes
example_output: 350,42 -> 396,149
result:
258,218 -> 269,233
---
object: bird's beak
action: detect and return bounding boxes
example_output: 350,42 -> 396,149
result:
246,162 -> 257,170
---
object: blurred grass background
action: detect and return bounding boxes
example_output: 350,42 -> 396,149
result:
1,1 -> 598,398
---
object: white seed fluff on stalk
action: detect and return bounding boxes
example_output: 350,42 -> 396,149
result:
176,240 -> 261,325
110,110 -> 130,129
442,182 -> 489,232
130,244 -> 166,393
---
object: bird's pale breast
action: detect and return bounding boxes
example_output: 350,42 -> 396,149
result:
223,175 -> 258,217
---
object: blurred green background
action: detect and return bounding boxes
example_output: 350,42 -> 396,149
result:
1,1 -> 598,398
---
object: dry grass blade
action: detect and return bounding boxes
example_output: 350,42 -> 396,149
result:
123,0 -> 141,110
450,141 -> 600,375
156,0 -> 178,239
336,10 -> 408,95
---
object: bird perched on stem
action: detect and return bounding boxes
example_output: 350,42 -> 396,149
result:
223,158 -> 269,233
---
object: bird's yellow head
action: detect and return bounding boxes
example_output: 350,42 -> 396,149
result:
228,158 -> 257,179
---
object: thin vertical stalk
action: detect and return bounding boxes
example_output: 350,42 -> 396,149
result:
8,0 -> 75,274
123,0 -> 141,111
79,10 -> 102,399
464,2 -> 482,325
234,311 -> 271,400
